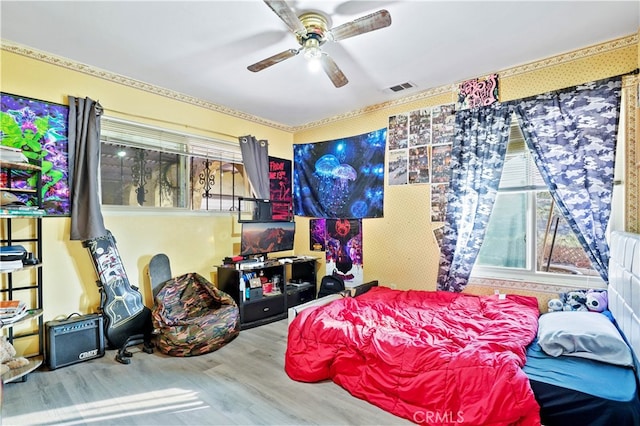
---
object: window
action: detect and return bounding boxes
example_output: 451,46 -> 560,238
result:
100,117 -> 246,211
474,118 -> 601,284
190,157 -> 245,212
100,142 -> 188,207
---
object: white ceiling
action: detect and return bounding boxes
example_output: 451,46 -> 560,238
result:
1,1 -> 638,129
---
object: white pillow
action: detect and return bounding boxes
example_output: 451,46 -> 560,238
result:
537,311 -> 634,367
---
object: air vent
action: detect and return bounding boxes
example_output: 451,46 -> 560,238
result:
388,82 -> 415,92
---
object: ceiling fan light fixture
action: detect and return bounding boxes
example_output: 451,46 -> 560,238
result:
307,55 -> 322,73
302,38 -> 322,61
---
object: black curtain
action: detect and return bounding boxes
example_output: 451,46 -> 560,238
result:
239,135 -> 270,199
68,96 -> 107,240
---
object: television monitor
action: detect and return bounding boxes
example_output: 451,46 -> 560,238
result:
240,221 -> 295,256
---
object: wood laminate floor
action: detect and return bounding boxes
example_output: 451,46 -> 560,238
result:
1,319 -> 410,425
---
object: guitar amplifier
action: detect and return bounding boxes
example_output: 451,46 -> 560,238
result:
45,313 -> 105,370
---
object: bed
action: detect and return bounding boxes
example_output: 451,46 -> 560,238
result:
523,231 -> 640,425
286,288 -> 541,424
285,231 -> 640,425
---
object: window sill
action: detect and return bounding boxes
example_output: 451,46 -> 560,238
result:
101,205 -> 239,217
471,267 -> 606,292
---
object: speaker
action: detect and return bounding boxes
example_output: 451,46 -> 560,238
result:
45,314 -> 105,370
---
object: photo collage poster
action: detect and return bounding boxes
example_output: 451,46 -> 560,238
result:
387,103 -> 455,229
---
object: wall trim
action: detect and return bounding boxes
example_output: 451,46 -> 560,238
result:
623,74 -> 639,233
296,33 -> 639,131
1,40 -> 292,132
2,33 -> 637,132
498,34 -> 638,78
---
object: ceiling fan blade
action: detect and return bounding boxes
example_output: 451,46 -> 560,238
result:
320,54 -> 348,88
263,0 -> 306,35
330,9 -> 391,41
248,49 -> 299,72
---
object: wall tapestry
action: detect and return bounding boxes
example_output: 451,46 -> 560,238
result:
387,104 -> 454,186
269,156 -> 292,221
325,218 -> 363,286
293,129 -> 386,219
457,73 -> 499,110
309,218 -> 326,251
1,93 -> 70,215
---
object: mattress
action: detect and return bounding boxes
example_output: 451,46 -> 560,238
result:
524,339 -> 640,425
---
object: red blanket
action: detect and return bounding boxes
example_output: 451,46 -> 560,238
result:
286,287 -> 540,425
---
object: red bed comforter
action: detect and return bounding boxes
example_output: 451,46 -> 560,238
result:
286,287 -> 540,425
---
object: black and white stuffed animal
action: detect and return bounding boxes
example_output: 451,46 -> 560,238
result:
547,289 -> 605,313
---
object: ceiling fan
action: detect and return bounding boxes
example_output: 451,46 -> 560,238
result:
247,0 -> 392,88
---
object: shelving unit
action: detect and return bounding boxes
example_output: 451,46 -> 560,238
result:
217,258 -> 317,329
285,259 -> 317,308
1,159 -> 44,384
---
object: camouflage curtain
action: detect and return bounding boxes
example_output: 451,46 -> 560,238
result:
513,76 -> 623,282
437,102 -> 513,292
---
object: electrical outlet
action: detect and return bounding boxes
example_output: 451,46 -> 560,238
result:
388,283 -> 397,289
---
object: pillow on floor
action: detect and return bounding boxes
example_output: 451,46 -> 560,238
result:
537,311 -> 633,367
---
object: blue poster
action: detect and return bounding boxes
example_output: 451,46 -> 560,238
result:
293,129 -> 386,219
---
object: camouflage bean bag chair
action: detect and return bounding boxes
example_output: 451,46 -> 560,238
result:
152,272 -> 240,356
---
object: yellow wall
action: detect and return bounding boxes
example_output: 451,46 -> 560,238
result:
1,33 -> 639,326
294,37 -> 639,294
1,50 -> 293,325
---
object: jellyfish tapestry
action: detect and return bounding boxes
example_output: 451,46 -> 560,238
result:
326,219 -> 363,285
293,129 -> 386,219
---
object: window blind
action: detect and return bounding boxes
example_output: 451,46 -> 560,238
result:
498,119 -> 546,192
101,116 -> 242,162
